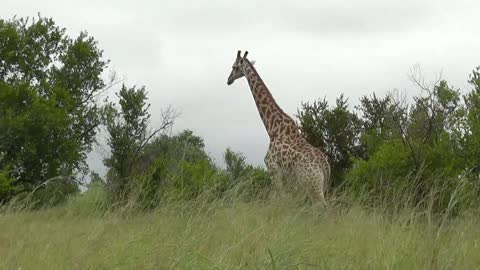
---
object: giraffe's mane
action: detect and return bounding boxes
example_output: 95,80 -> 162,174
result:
245,60 -> 293,120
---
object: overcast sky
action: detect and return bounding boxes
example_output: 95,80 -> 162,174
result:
2,0 -> 479,175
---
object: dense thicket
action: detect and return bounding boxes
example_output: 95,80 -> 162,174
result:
297,68 -> 480,211
2,15 -> 479,214
100,83 -> 271,208
0,15 -> 108,202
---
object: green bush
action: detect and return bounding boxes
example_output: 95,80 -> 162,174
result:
62,181 -> 109,216
241,166 -> 272,200
119,160 -> 225,210
297,67 -> 480,213
0,168 -> 15,202
221,148 -> 271,200
166,159 -> 218,199
347,140 -> 412,193
120,130 -> 222,207
346,139 -> 479,214
0,15 -> 107,193
115,146 -> 271,209
6,176 -> 79,210
297,95 -> 363,188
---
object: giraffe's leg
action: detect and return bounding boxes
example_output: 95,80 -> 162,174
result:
264,147 -> 282,191
312,175 -> 328,206
300,165 -> 328,206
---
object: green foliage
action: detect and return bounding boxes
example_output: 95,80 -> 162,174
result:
102,85 -> 151,180
168,159 -> 219,199
0,15 -> 108,198
28,178 -> 79,209
0,168 -> 15,201
356,93 -> 404,157
463,66 -> 480,173
3,15 -> 478,215
101,128 -> 217,208
101,84 -> 174,202
222,148 -> 271,199
135,130 -> 215,197
6,176 -> 79,210
224,147 -> 249,183
138,130 -> 210,172
111,139 -> 271,208
63,181 -> 108,216
88,171 -> 105,188
298,67 -> 480,213
242,166 -> 272,199
353,82 -> 478,211
133,130 -> 216,203
347,139 -> 412,191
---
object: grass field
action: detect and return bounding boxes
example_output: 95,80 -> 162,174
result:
1,191 -> 480,270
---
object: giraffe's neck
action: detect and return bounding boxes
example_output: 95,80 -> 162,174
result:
240,61 -> 298,140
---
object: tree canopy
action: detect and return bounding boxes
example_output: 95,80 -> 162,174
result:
0,15 -> 108,199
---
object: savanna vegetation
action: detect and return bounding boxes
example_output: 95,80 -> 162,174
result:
1,15 -> 480,269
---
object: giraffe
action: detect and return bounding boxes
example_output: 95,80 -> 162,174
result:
226,50 -> 331,204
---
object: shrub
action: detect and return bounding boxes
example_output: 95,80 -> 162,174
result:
298,67 -> 480,213
6,176 -> 79,210
0,168 -> 15,202
0,15 -> 108,193
62,181 -> 109,216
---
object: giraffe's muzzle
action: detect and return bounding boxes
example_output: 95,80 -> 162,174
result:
227,76 -> 235,85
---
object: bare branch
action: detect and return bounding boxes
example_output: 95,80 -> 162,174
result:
388,89 -> 420,169
81,69 -> 125,104
143,106 -> 178,147
408,65 -> 446,145
409,64 -> 431,93
95,69 -> 125,99
130,105 -> 179,167
408,64 -> 443,94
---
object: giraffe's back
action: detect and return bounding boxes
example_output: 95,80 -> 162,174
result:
272,135 -> 329,173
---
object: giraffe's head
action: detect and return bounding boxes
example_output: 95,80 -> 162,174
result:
227,50 -> 255,85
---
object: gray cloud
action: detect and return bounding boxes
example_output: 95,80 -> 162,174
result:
139,0 -> 438,35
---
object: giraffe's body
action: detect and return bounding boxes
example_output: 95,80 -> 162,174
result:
227,51 -> 330,203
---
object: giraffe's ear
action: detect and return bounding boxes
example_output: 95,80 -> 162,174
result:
250,60 -> 256,65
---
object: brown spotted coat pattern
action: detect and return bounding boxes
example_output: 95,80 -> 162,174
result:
227,51 -> 330,203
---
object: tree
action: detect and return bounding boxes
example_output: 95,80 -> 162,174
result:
356,93 -> 401,157
463,67 -> 480,174
224,148 -> 248,183
101,84 -> 175,197
138,129 -> 210,172
297,94 -> 363,187
0,15 -> 109,200
345,68 -> 478,211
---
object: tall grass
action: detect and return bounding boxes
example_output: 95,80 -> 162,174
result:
1,175 -> 480,269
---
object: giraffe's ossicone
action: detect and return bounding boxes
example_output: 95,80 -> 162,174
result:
227,50 -> 331,204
